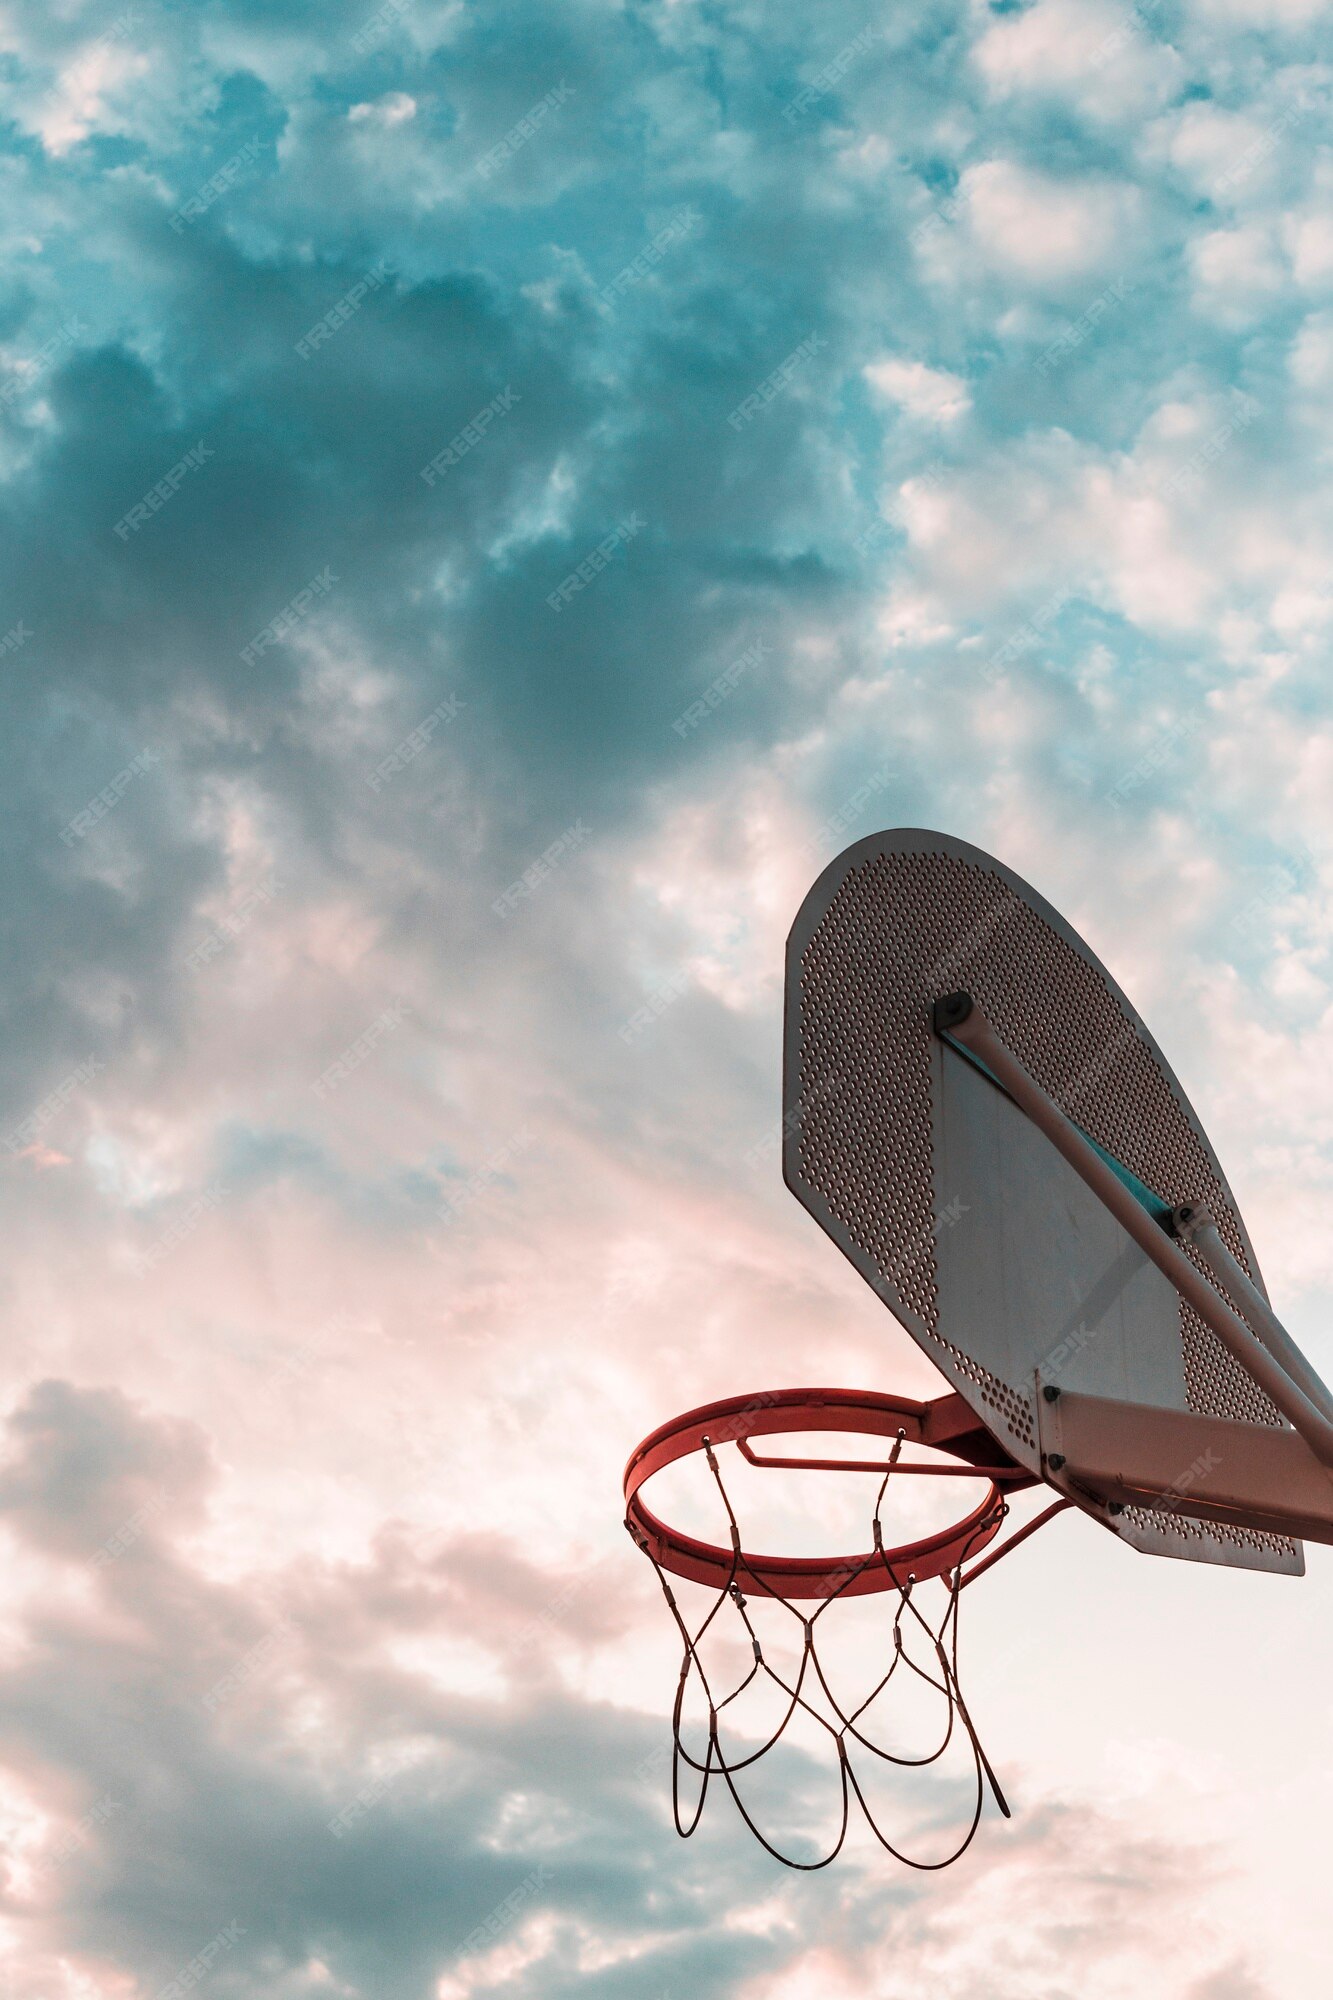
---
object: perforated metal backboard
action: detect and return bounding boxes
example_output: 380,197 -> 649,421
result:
784,827 -> 1301,1575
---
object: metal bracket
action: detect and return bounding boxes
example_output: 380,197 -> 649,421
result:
1035,1376 -> 1125,1531
1035,1374 -> 1067,1480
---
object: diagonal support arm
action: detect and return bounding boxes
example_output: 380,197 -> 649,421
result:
932,992 -> 1333,1472
1171,1202 -> 1333,1430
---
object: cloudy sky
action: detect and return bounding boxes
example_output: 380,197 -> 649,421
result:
1,0 -> 1332,1994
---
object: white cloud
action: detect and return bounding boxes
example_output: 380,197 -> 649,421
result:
880,383 -> 1324,645
1150,102 -> 1275,202
1287,204 -> 1333,290
1189,224 -> 1288,323
864,356 -> 971,423
972,0 -> 1180,122
28,43 -> 153,156
960,159 -> 1143,287
349,92 -> 418,126
1289,309 -> 1333,389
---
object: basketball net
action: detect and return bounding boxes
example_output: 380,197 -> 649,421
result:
625,1391 -> 1068,1868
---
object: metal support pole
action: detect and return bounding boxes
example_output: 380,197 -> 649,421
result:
933,992 -> 1333,1472
1172,1202 -> 1333,1431
958,1498 -> 1072,1590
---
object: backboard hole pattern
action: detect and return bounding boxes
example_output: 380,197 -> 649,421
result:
793,851 -> 1285,1476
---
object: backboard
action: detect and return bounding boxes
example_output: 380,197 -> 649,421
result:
783,827 -> 1301,1575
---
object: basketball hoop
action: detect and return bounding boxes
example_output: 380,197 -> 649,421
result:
625,1387 -> 1067,1869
